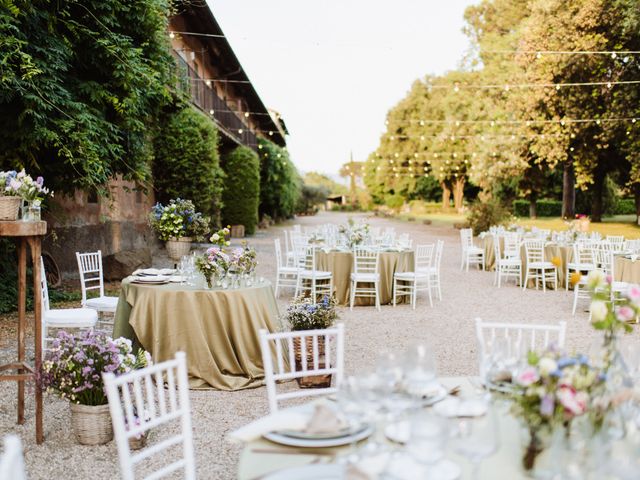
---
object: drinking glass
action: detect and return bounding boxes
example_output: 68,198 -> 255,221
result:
407,411 -> 448,467
451,404 -> 500,480
403,343 -> 437,402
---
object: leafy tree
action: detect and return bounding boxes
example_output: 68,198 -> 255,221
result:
339,157 -> 365,206
153,105 -> 224,223
303,171 -> 347,195
0,0 -> 176,194
296,184 -> 328,215
258,138 -> 300,220
221,146 -> 260,234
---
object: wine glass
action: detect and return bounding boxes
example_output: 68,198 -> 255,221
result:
406,411 -> 448,468
451,404 -> 500,480
403,343 -> 437,403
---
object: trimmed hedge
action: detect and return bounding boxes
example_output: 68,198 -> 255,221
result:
221,146 -> 260,235
613,198 -> 635,215
258,139 -> 300,220
153,106 -> 224,223
513,199 -> 562,217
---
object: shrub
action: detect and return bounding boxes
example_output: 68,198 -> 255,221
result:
153,106 -> 224,224
384,194 -> 405,211
221,146 -> 260,235
612,198 -> 635,215
513,199 -> 562,217
296,184 -> 328,215
258,139 -> 300,221
467,200 -> 509,235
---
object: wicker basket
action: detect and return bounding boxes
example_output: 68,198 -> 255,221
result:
0,196 -> 21,221
70,402 -> 114,445
166,237 -> 192,261
293,336 -> 332,388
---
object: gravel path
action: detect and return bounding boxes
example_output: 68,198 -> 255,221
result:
0,211 -> 602,479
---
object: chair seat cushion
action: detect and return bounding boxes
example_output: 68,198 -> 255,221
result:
85,296 -> 119,312
528,262 -> 555,269
299,270 -> 332,279
44,308 -> 98,327
351,273 -> 380,282
498,258 -> 521,266
279,267 -> 300,274
394,271 -> 428,280
567,263 -> 595,270
466,247 -> 484,255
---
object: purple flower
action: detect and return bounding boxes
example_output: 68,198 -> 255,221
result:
36,176 -> 44,187
540,395 -> 555,416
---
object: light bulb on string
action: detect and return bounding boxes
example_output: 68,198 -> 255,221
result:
205,80 -> 212,87
607,82 -> 612,89
244,112 -> 250,118
238,129 -> 243,134
420,120 -> 425,126
169,31 -> 176,39
209,109 -> 214,115
536,52 -> 542,59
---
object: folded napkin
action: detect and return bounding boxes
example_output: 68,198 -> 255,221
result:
228,401 -> 347,442
228,410 -> 308,442
433,397 -> 488,418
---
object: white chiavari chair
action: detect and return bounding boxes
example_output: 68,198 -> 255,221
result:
274,239 -> 300,298
0,435 -> 26,480
103,352 -> 196,480
606,235 -> 625,252
394,244 -> 434,309
475,318 -> 566,380
76,250 -> 118,329
522,239 -> 557,291
460,228 -> 485,271
294,246 -> 333,304
350,247 -> 381,311
566,242 -> 596,291
259,324 -> 345,413
594,248 -> 629,301
428,240 -> 444,301
41,257 -> 97,353
493,235 -> 521,288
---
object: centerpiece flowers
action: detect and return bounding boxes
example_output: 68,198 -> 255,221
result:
149,199 -> 209,260
338,218 -> 370,248
284,295 -> 338,388
195,240 -> 258,289
41,330 -> 151,445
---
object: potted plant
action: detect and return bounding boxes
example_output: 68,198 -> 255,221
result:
283,295 -> 338,388
0,170 -> 52,221
149,199 -> 209,260
41,331 -> 151,445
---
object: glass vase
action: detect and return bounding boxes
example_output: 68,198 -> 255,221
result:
21,201 -> 41,221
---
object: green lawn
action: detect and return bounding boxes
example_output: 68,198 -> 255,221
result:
395,212 -> 640,238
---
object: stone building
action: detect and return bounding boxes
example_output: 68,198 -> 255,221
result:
45,1 -> 287,277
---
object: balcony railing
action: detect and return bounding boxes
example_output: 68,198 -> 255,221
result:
174,52 -> 258,149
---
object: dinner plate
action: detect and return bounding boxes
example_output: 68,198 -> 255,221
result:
264,424 -> 373,448
261,464 -> 343,480
276,423 -> 358,440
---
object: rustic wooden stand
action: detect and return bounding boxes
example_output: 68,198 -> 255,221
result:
0,220 -> 46,444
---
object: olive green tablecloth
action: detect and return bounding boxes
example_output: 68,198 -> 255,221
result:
113,279 -> 281,390
315,250 -> 414,306
482,235 -> 572,288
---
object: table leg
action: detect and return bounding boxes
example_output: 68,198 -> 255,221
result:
29,238 -> 44,444
17,239 -> 26,425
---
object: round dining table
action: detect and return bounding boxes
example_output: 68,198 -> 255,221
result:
314,248 -> 415,306
236,377 -> 537,480
112,278 -> 282,390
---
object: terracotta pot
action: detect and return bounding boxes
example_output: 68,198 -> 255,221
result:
70,403 -> 113,445
293,336 -> 332,388
166,237 -> 192,261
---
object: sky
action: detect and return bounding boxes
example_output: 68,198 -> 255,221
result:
209,0 -> 477,177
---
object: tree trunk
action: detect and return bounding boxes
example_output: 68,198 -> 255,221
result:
529,193 -> 537,219
591,172 -> 604,223
634,184 -> 640,226
453,177 -> 465,212
441,182 -> 451,211
561,161 -> 575,219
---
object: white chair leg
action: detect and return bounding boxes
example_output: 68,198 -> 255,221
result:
412,283 -> 417,310
572,284 -> 579,315
375,281 -> 381,311
437,276 -> 442,300
427,278 -> 433,307
392,279 -> 397,307
275,276 -> 281,298
349,280 -> 355,311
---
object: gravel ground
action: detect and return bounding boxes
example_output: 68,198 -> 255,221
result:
0,211 -> 607,479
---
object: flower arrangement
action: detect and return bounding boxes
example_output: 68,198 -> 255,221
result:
510,347 -> 605,470
0,169 -> 52,202
195,246 -> 230,288
209,226 -> 231,247
586,270 -> 639,340
284,295 -> 337,331
41,331 -> 151,406
338,218 -> 370,248
235,242 -> 258,274
149,199 -> 209,241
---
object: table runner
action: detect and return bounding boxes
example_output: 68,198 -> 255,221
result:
113,279 -> 281,390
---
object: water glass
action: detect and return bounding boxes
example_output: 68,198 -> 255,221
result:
407,412 -> 448,466
451,405 -> 499,480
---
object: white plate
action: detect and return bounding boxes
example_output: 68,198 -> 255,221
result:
261,464 -> 343,480
131,275 -> 170,283
277,423 -> 358,440
264,424 -> 373,448
168,275 -> 187,283
385,420 -> 410,444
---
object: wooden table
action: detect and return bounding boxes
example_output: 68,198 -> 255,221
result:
0,220 -> 46,443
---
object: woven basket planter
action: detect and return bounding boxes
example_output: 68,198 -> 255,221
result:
70,403 -> 113,445
293,336 -> 332,389
166,237 -> 192,261
0,196 -> 21,221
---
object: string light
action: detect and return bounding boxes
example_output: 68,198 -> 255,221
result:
404,116 -> 640,125
423,79 -> 640,90
482,49 -> 640,56
168,30 -> 226,39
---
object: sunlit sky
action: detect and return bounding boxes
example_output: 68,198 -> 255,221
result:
209,0 -> 477,177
